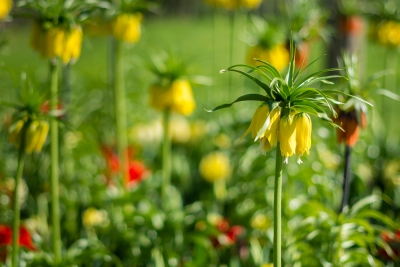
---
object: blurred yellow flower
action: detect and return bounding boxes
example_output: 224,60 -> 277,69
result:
8,119 -> 49,153
0,0 -> 12,20
376,21 -> 400,47
279,115 -> 296,161
199,152 -> 231,183
82,207 -> 108,228
251,214 -> 271,230
247,45 -> 289,73
213,133 -> 231,149
0,177 -> 28,208
149,80 -> 196,116
111,13 -> 142,43
294,113 -> 311,163
208,0 -> 262,10
30,23 -> 83,64
241,0 -> 262,9
262,264 -> 274,267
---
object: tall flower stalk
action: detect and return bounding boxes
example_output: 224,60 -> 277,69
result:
148,52 -> 197,204
208,39 -> 370,266
49,60 -> 61,263
8,81 -> 50,267
334,53 -> 399,211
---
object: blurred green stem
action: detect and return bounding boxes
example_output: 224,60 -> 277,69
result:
273,144 -> 283,267
339,145 -> 351,212
50,60 -> 61,265
12,124 -> 28,267
162,109 -> 171,204
113,39 -> 129,186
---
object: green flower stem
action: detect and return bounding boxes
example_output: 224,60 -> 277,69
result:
162,109 -> 171,204
274,143 -> 283,267
339,145 -> 351,212
50,60 -> 61,265
113,39 -> 129,185
12,125 -> 28,267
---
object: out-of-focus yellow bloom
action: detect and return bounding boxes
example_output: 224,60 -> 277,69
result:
149,80 -> 196,116
207,0 -> 262,10
111,13 -> 142,43
279,115 -> 296,161
61,26 -> 83,64
82,207 -> 108,228
247,45 -> 289,73
30,23 -> 83,64
375,21 -> 400,46
241,0 -> 262,9
262,264 -> 273,267
294,113 -> 311,163
251,214 -> 271,230
8,119 -> 49,153
189,120 -> 207,142
199,152 -> 231,183
0,0 -> 12,20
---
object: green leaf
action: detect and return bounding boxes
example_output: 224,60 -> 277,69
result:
323,89 -> 373,107
373,89 -> 400,101
295,68 -> 343,88
222,68 -> 275,98
253,59 -> 282,79
205,94 -> 270,112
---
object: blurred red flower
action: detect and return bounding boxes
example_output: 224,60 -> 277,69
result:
0,225 -> 36,250
334,109 -> 366,147
101,146 -> 150,188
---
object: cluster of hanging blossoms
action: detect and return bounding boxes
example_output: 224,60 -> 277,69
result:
148,52 -> 196,116
209,40 -> 371,163
30,23 -> 83,64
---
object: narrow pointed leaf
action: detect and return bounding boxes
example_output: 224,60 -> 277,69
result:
206,94 -> 270,112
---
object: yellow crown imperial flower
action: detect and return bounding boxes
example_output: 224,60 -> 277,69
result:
30,23 -> 83,64
199,152 -> 231,183
111,13 -> 143,43
82,207 -> 108,228
294,113 -> 312,164
279,115 -> 296,162
0,0 -> 12,20
149,80 -> 196,116
241,104 -> 270,139
61,26 -> 83,64
8,119 -> 49,154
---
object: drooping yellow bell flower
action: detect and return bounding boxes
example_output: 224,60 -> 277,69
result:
247,45 -> 289,73
279,115 -> 296,161
294,113 -> 311,163
260,107 -> 280,150
199,152 -> 231,183
241,104 -> 270,139
61,26 -> 83,64
149,80 -> 196,116
30,23 -> 83,64
8,119 -> 49,153
0,0 -> 12,20
111,13 -> 142,43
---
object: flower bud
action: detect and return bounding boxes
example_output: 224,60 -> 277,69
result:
8,119 -> 24,147
61,26 -> 83,64
242,104 -> 270,139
